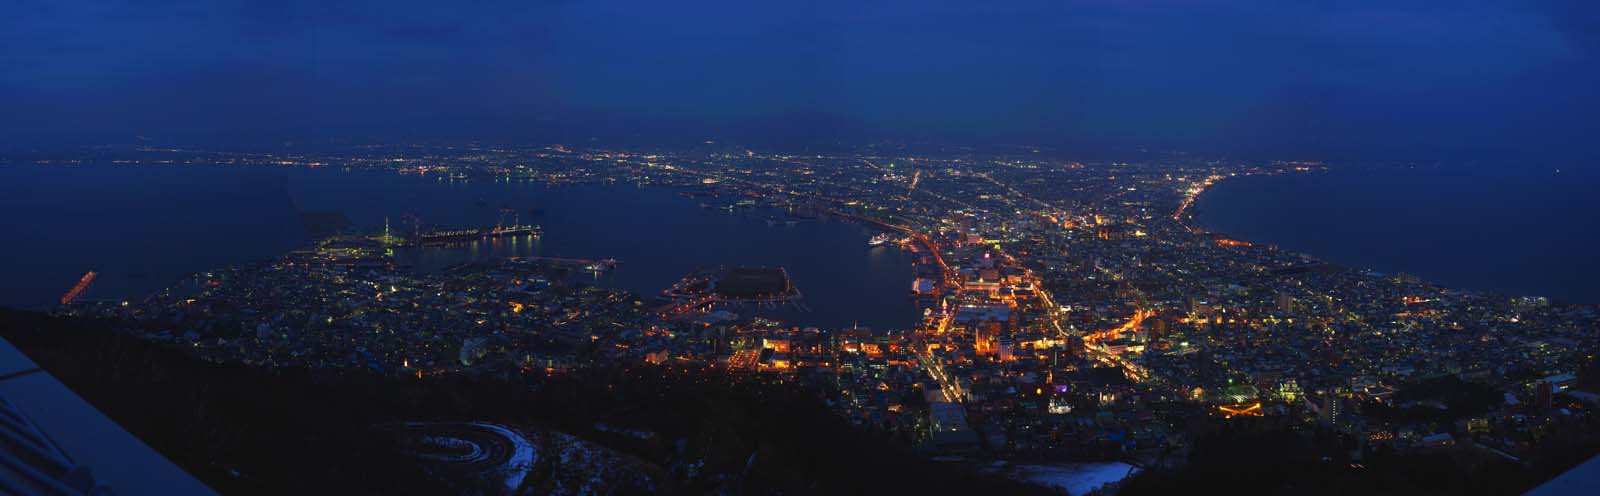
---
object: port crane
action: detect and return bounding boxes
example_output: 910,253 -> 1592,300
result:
495,207 -> 520,232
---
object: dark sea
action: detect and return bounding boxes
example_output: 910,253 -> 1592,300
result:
0,164 -> 921,329
1195,164 -> 1600,304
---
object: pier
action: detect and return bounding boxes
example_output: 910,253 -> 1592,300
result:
59,271 -> 96,305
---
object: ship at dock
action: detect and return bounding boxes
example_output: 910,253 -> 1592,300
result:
403,209 -> 543,246
868,232 -> 894,247
413,224 -> 541,245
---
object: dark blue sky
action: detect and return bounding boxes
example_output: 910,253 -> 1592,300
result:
3,0 -> 1596,160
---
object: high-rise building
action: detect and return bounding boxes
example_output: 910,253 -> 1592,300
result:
1321,393 -> 1344,427
1066,335 -> 1085,359
1145,316 -> 1169,342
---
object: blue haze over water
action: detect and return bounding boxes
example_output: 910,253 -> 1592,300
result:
7,162 -> 1597,324
0,164 -> 920,328
1194,164 -> 1600,304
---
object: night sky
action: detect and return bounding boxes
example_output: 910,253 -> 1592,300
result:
3,0 -> 1596,160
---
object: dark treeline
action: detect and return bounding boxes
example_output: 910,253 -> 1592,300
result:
1119,412 -> 1600,495
0,309 -> 1053,495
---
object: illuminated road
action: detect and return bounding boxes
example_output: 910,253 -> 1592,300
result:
1172,174 -> 1225,221
388,422 -> 538,495
914,338 -> 964,403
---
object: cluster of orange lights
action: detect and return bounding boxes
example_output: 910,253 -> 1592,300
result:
1180,316 -> 1251,326
1219,402 -> 1263,418
1215,238 -> 1252,248
1091,308 -> 1154,341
